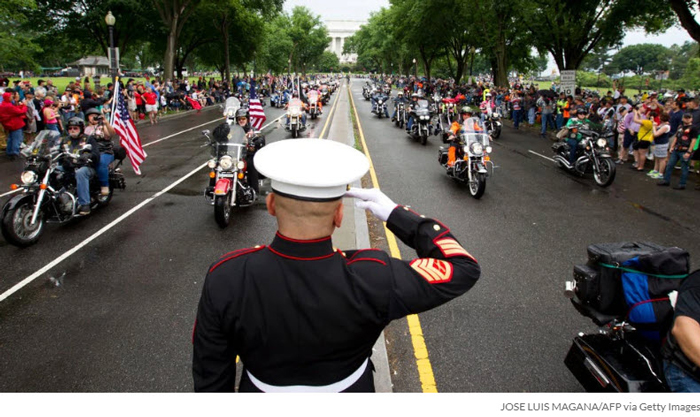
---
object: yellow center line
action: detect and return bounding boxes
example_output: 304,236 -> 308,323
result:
347,81 -> 438,393
318,83 -> 343,139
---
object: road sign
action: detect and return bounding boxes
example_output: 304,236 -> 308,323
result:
560,70 -> 576,96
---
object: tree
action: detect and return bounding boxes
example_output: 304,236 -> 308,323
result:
669,0 -> 700,44
525,0 -> 675,71
152,0 -> 201,80
669,41 -> 699,79
610,44 -> 672,75
1,0 -> 42,72
315,51 -> 340,72
286,7 -> 329,75
390,0 -> 444,80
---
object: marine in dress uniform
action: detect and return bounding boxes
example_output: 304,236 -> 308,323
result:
192,139 -> 481,392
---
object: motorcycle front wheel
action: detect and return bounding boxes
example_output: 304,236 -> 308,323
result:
214,194 -> 231,229
420,133 -> 427,146
593,158 -> 616,187
292,127 -> 299,138
468,173 -> 486,199
1,201 -> 45,247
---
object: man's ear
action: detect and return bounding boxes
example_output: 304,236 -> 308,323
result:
333,201 -> 343,229
266,193 -> 276,216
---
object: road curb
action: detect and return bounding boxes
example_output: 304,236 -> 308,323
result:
331,81 -> 393,392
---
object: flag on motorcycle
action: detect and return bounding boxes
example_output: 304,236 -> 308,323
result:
249,81 -> 267,131
110,81 -> 147,175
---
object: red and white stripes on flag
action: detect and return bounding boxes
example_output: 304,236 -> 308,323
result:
110,82 -> 147,175
248,82 -> 267,131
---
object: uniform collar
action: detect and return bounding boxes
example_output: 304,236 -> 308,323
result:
269,232 -> 336,260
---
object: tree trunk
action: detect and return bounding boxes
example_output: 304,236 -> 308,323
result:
164,17 -> 178,81
224,29 -> 231,82
669,0 -> 700,44
493,41 -> 508,88
455,58 -> 466,85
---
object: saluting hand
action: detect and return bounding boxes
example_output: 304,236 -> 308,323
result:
345,187 -> 398,222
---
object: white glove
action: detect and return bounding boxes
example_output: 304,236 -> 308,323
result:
345,187 -> 398,222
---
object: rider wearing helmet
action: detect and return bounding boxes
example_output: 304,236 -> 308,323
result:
62,117 -> 101,215
84,107 -> 116,196
446,107 -> 477,168
405,93 -> 423,133
563,106 -> 591,167
285,90 -> 308,128
391,91 -> 407,122
480,93 -> 495,123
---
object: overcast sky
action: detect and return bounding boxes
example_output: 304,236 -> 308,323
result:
284,0 -> 695,72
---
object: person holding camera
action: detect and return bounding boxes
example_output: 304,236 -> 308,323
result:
83,108 -> 116,196
42,98 -> 63,133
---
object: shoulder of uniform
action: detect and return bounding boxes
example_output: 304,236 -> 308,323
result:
345,249 -> 389,266
208,245 -> 266,274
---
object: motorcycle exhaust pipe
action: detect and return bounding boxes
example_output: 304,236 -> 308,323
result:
564,280 -> 576,299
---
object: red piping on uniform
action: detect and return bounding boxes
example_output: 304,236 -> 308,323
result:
433,230 -> 450,241
348,248 -> 383,260
209,246 -> 265,273
347,258 -> 387,266
275,232 -> 332,244
267,246 -> 337,261
220,247 -> 261,259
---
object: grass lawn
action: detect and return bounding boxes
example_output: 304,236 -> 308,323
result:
530,80 -> 643,98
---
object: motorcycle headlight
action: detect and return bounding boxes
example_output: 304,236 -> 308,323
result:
597,138 -> 607,148
219,155 -> 234,170
21,170 -> 38,185
207,159 -> 217,169
237,160 -> 246,170
486,146 -> 493,154
421,115 -> 429,120
470,142 -> 484,155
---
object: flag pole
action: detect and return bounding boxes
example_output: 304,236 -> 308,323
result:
110,76 -> 120,124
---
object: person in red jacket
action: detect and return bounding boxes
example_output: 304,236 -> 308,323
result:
142,89 -> 158,125
0,91 -> 28,160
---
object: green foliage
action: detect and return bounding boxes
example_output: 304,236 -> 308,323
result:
611,44 -> 672,74
680,57 -> 700,89
0,0 -> 43,72
314,51 -> 340,72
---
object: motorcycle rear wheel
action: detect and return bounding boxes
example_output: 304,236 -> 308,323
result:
594,158 -> 616,187
214,194 -> 231,229
492,127 -> 501,139
1,201 -> 45,247
468,173 -> 486,199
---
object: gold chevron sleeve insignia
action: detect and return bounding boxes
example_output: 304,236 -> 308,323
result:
435,238 -> 475,260
410,258 -> 453,284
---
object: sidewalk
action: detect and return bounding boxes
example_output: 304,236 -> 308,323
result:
326,80 -> 393,393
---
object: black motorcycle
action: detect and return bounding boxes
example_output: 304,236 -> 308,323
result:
1,130 -> 126,247
563,242 -> 690,392
408,99 -> 433,145
552,124 -> 616,187
394,100 -> 407,128
484,111 -> 502,139
202,98 -> 261,228
372,93 -> 390,119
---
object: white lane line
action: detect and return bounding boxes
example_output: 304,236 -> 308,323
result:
0,112 -> 287,304
0,162 -> 208,304
528,150 -> 555,162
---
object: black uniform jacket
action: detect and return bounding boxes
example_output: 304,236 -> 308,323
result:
192,205 -> 481,392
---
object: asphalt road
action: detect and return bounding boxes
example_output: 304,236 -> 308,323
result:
0,93 -> 337,392
349,80 -> 700,392
1,80 -> 698,393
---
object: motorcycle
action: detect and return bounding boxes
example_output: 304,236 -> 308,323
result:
408,99 -> 433,145
562,242 -> 690,392
1,130 -> 126,247
372,93 -> 389,119
437,118 -> 494,199
485,111 -> 502,139
202,98 -> 260,228
308,90 -> 320,120
362,83 -> 372,101
285,98 -> 307,138
394,100 -> 407,128
320,86 -> 330,105
271,89 -> 288,108
552,123 -> 616,187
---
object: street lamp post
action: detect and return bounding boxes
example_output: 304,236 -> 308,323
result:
105,11 -> 116,84
412,58 -> 417,79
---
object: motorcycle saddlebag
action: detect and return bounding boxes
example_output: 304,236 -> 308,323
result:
564,333 -> 667,392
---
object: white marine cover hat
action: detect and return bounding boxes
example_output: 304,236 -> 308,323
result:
254,138 -> 369,201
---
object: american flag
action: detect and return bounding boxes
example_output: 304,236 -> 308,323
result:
249,81 -> 267,131
110,82 -> 147,175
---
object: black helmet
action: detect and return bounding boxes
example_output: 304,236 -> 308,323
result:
576,107 -> 587,116
66,117 -> 85,134
85,107 -> 101,117
235,108 -> 248,119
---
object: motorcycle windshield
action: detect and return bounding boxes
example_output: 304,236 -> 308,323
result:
462,117 -> 488,134
215,126 -> 246,158
21,130 -> 61,157
417,100 -> 430,109
224,97 -> 241,118
462,132 -> 491,148
288,99 -> 303,116
307,91 -> 318,103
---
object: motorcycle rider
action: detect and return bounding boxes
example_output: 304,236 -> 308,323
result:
235,108 -> 264,195
446,106 -> 483,169
83,108 -> 116,196
370,88 -> 388,117
285,91 -> 308,129
391,91 -> 407,122
480,93 -> 496,124
405,93 -> 422,133
61,117 -> 101,215
563,107 -> 590,168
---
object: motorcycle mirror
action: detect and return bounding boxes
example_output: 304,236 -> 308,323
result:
202,129 -> 211,136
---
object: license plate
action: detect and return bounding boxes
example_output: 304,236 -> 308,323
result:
219,173 -> 234,178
